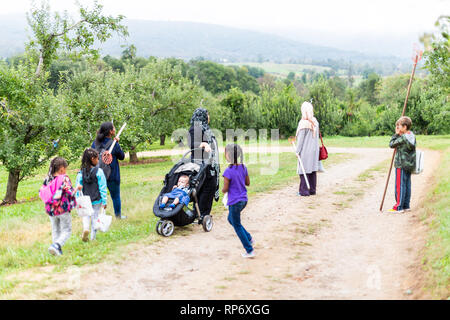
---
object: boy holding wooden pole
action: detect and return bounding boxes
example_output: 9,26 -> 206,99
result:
387,116 -> 416,213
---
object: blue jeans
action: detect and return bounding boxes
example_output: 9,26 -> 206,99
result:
394,168 -> 411,211
107,180 -> 121,217
228,201 -> 253,253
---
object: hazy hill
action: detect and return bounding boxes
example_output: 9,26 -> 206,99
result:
0,15 -> 408,69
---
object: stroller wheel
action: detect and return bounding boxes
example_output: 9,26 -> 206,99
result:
161,220 -> 175,237
202,215 -> 213,232
156,220 -> 163,235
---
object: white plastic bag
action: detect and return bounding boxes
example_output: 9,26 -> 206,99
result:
318,160 -> 326,173
413,150 -> 424,174
96,208 -> 112,233
75,190 -> 94,217
222,192 -> 229,209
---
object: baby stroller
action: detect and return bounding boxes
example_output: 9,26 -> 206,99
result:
153,148 -> 214,237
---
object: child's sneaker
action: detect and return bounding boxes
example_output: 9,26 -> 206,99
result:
48,243 -> 61,256
387,208 -> 404,214
159,203 -> 166,209
82,230 -> 89,242
242,250 -> 255,258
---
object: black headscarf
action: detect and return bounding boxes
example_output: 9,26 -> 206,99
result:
190,108 -> 210,132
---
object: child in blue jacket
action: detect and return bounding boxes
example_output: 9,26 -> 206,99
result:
76,148 -> 108,241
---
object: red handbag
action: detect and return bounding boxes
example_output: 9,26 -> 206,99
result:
319,130 -> 328,160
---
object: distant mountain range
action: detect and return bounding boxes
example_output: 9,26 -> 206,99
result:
0,15 -> 408,69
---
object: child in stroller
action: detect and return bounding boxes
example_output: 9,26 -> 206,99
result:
159,175 -> 190,209
153,148 -> 214,237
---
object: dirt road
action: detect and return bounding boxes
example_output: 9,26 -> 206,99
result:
60,147 -> 439,300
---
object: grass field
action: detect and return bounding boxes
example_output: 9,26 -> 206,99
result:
222,62 -> 332,77
221,61 -> 363,84
0,135 -> 449,298
420,148 -> 450,298
245,135 -> 449,151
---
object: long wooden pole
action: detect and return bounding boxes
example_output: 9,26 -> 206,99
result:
379,54 -> 420,212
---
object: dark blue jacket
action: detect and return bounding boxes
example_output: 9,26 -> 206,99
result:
92,138 -> 125,182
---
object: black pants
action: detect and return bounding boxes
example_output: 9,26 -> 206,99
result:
299,171 -> 317,196
198,170 -> 217,217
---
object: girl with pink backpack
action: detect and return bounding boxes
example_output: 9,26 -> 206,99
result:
39,157 -> 76,256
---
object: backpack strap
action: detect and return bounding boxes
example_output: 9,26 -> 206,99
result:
94,139 -> 114,152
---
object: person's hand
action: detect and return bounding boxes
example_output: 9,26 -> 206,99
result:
201,143 -> 211,153
114,137 -> 120,142
103,205 -> 107,209
77,185 -> 83,191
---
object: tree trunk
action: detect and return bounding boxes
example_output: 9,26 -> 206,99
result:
2,170 -> 20,205
160,135 -> 166,146
35,51 -> 44,77
129,146 -> 139,163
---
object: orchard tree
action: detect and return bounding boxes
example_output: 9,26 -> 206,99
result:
258,83 -> 302,137
28,0 -> 128,78
141,60 -> 204,154
421,15 -> 450,92
0,0 -> 127,204
0,65 -> 72,204
419,15 -> 450,133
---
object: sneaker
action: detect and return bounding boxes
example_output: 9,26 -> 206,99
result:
387,208 -> 404,214
48,243 -> 61,256
82,230 -> 89,242
242,250 -> 256,258
404,208 -> 411,212
159,203 -> 166,209
116,215 -> 127,219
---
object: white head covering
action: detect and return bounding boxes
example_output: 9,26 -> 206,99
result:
296,101 -> 318,137
301,101 -> 314,120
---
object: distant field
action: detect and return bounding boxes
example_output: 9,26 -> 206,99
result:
223,62 -> 332,77
222,62 -> 363,84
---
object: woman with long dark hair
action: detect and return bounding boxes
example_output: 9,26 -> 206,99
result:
92,122 -> 126,219
188,108 -> 220,223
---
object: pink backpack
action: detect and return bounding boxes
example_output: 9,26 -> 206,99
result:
39,175 -> 65,204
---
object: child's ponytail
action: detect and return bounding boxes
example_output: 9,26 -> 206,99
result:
48,157 -> 68,178
225,144 -> 244,168
81,148 -> 99,171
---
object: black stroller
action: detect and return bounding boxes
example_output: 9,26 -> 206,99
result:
153,148 -> 215,237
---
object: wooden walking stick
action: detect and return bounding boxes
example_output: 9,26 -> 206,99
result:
379,47 -> 423,212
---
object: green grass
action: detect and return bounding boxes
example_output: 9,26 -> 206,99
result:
322,135 -> 450,151
421,148 -> 450,299
217,135 -> 450,151
222,62 -> 332,77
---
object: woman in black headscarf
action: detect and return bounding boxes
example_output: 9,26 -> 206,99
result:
188,108 -> 220,222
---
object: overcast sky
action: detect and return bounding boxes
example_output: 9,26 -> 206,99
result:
2,0 -> 448,35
